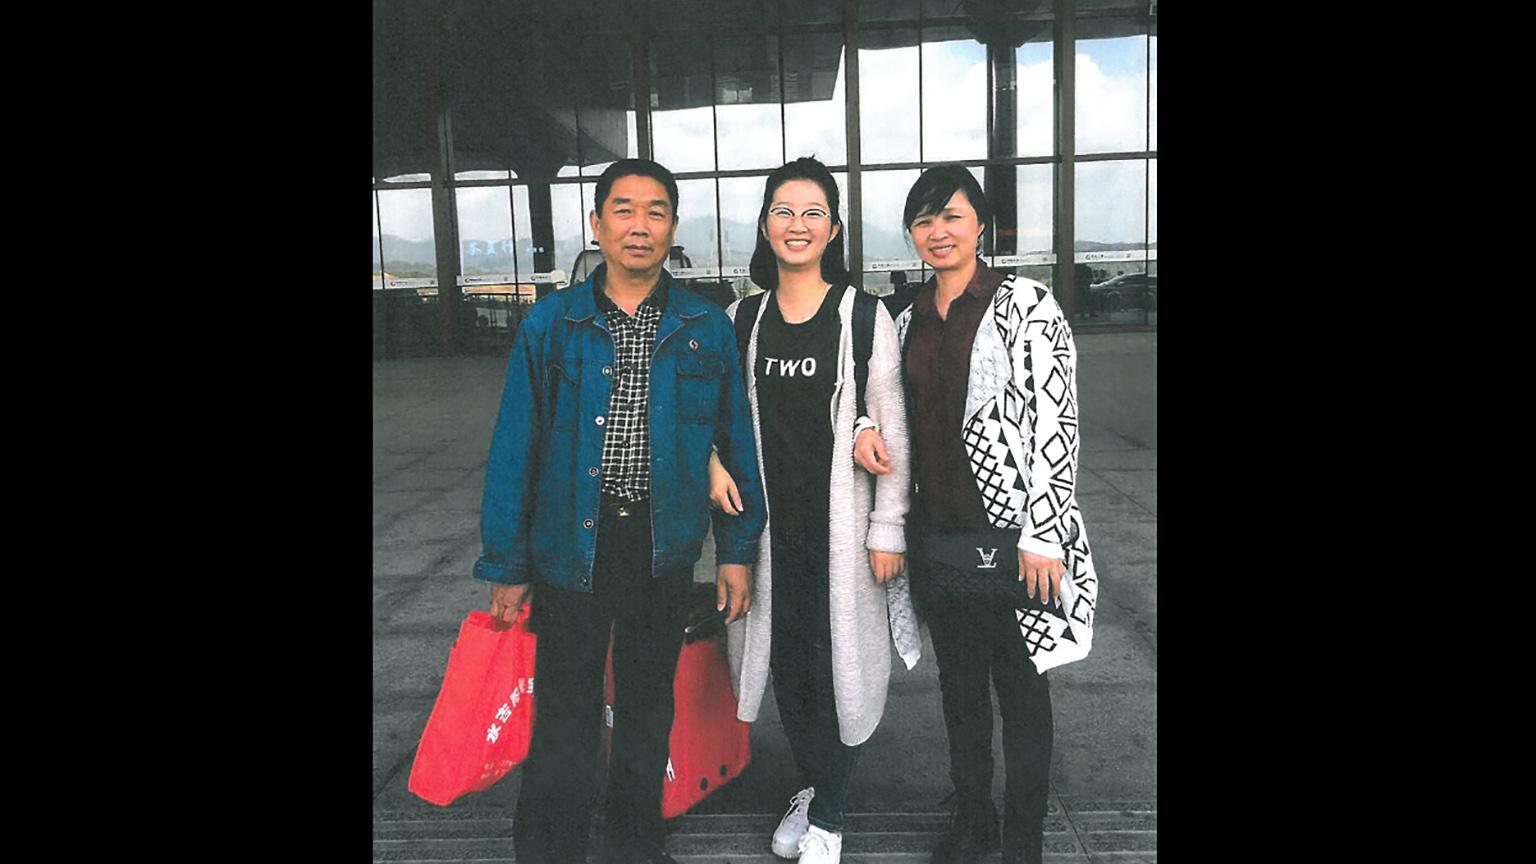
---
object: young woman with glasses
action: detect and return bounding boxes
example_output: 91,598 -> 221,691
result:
706,156 -> 920,864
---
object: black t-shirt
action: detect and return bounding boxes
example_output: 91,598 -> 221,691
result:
756,287 -> 841,641
755,286 -> 840,519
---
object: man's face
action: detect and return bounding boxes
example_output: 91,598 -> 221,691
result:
590,174 -> 677,278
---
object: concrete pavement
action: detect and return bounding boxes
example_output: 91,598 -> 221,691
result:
373,330 -> 1156,861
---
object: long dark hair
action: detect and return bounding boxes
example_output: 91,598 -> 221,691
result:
747,157 -> 851,291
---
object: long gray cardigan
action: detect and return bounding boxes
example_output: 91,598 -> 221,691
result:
724,285 -> 920,747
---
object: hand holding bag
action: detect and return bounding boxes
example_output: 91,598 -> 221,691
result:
407,603 -> 538,806
917,527 -> 1065,610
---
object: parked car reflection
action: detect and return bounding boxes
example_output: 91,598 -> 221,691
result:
1088,273 -> 1156,313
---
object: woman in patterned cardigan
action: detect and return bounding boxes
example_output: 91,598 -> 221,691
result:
890,165 -> 1099,864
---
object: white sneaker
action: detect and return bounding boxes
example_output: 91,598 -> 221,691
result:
771,786 -> 816,858
797,824 -> 842,864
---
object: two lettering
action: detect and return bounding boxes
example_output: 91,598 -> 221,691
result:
762,356 -> 818,377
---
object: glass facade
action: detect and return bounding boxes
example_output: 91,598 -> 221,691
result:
374,0 -> 1157,356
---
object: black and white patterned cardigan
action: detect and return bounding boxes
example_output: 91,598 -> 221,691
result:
893,274 -> 1098,672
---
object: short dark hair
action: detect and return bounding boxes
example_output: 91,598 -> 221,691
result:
902,164 -> 993,241
748,156 -> 851,291
593,158 -> 679,217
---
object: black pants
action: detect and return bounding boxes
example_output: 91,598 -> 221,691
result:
769,504 -> 860,832
513,497 -> 692,863
920,568 -> 1054,845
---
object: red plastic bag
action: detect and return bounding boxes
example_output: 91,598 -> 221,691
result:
407,604 -> 537,806
604,620 -> 752,819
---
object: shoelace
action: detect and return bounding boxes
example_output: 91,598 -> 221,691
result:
784,787 -> 814,820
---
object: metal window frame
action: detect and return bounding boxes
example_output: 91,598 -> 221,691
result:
372,0 -> 1162,353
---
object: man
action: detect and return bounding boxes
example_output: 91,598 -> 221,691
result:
473,158 -> 767,864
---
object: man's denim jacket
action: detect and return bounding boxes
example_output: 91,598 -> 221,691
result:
473,266 -> 766,592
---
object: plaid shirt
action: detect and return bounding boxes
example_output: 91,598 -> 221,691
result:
595,279 -> 667,501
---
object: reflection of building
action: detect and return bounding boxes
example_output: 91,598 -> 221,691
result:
373,0 -> 1157,356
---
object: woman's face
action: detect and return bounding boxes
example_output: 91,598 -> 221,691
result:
762,178 -> 841,272
909,189 -> 984,272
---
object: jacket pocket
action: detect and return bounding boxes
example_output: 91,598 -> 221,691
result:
549,359 -> 582,430
675,354 -> 723,423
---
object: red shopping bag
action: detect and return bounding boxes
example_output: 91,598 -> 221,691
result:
661,630 -> 751,819
604,591 -> 751,819
407,604 -> 537,806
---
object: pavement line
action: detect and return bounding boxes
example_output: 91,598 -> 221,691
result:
374,718 -> 429,804
1082,465 -> 1158,521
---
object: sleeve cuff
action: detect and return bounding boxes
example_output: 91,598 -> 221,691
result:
1017,535 -> 1064,561
865,520 -> 907,554
853,416 -> 879,440
714,543 -> 760,568
473,556 -> 531,586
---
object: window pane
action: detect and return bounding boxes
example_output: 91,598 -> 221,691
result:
716,35 -> 784,170
1149,34 -> 1157,151
582,109 -> 638,178
377,188 -> 437,286
551,184 -> 588,281
578,37 -> 638,176
450,13 -> 582,182
457,187 -> 516,282
859,30 -> 920,165
1076,33 -> 1148,154
1148,158 -> 1156,249
1082,260 -> 1150,325
862,168 -> 923,273
372,193 -> 382,290
673,178 -> 720,281
1076,159 -> 1148,325
921,28 -> 987,162
1014,39 -> 1054,157
651,35 -> 717,174
986,163 -> 1053,266
513,186 -> 534,284
719,175 -> 766,284
1075,159 -> 1146,248
784,33 -> 847,166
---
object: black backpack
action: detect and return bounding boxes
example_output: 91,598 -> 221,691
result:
733,287 -> 884,419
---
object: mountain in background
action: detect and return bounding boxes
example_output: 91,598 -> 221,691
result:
376,229 -> 1142,276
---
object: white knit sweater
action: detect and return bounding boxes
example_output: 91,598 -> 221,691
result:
724,285 -> 920,747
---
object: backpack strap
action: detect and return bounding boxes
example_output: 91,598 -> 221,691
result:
852,288 -> 878,420
733,291 -> 766,392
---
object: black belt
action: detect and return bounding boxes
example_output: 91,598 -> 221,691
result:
600,495 -> 650,518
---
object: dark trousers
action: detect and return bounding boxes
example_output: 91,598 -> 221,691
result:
923,590 -> 1054,845
769,513 -> 859,833
513,498 -> 692,863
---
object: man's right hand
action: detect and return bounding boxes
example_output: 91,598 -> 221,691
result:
490,583 -> 532,625
716,564 -> 752,624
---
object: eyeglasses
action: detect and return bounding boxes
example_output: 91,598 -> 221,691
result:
766,206 -> 830,226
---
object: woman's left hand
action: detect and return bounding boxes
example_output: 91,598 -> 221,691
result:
870,550 -> 904,584
1019,550 -> 1065,605
854,428 -> 892,475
